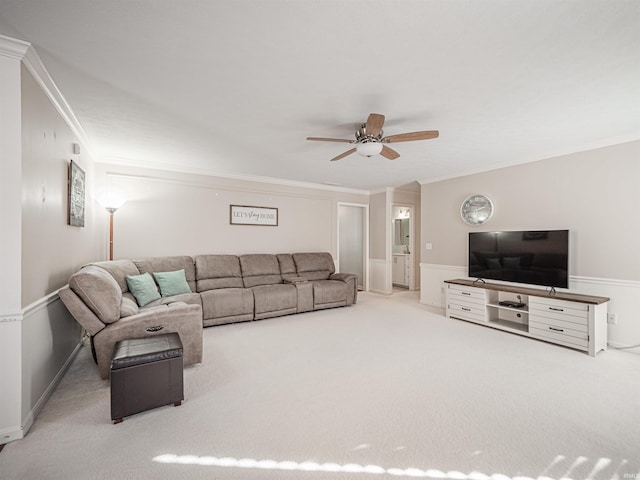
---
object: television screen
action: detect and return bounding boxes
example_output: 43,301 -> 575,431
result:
468,230 -> 569,288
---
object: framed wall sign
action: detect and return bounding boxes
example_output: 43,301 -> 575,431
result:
68,160 -> 85,227
230,205 -> 278,226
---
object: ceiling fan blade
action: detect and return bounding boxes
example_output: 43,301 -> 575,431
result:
331,148 -> 357,162
307,137 -> 354,143
382,130 -> 439,143
365,113 -> 385,137
380,145 -> 400,160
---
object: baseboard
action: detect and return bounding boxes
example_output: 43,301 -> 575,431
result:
369,288 -> 393,295
607,340 -> 640,350
27,339 -> 84,431
0,425 -> 24,444
1,337 -> 82,444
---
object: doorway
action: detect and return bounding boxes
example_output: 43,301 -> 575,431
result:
337,203 -> 369,291
392,204 -> 415,291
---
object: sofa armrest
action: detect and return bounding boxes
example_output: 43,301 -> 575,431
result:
93,303 -> 203,379
329,273 -> 358,305
330,272 -> 356,283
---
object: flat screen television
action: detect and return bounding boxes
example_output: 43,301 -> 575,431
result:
468,230 -> 569,288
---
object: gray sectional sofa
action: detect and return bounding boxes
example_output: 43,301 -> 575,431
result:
59,252 -> 357,379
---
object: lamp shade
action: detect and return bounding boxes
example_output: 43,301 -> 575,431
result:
356,142 -> 383,157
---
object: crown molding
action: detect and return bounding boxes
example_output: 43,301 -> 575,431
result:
0,34 -> 92,158
21,46 -> 93,156
0,34 -> 30,60
101,156 -> 371,196
418,136 -> 640,186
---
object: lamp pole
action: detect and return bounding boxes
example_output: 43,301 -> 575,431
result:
106,207 -> 118,260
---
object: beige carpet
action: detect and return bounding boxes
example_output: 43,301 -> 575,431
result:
1,290 -> 639,480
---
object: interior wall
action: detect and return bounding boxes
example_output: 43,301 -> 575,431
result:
21,65 -> 101,305
369,191 -> 388,260
18,63 -> 100,437
368,189 -> 392,294
420,140 -> 640,347
95,165 -> 369,261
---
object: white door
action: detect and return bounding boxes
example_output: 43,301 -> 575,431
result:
338,203 -> 368,290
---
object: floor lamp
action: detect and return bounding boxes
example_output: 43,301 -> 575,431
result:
105,207 -> 118,260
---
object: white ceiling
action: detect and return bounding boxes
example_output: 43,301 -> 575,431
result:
1,0 -> 639,192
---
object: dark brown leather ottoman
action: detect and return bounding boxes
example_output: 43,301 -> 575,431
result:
110,333 -> 184,424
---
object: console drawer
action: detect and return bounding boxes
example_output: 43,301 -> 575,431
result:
529,297 -> 588,322
447,302 -> 486,323
529,325 -> 589,349
529,316 -> 588,334
446,283 -> 487,322
447,284 -> 486,305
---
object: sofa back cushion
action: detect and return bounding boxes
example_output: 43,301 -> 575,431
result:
134,256 -> 197,292
240,254 -> 283,287
88,259 -> 140,293
68,265 -> 123,324
276,254 -> 298,281
292,252 -> 336,281
195,255 -> 244,291
58,286 -> 107,336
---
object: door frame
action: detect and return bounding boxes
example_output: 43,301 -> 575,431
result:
336,202 -> 370,291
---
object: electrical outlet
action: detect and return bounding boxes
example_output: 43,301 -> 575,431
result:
607,313 -> 618,325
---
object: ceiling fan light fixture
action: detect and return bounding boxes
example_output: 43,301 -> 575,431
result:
356,142 -> 383,157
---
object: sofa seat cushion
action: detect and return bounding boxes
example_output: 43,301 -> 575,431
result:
240,254 -> 283,287
69,265 -> 123,324
251,284 -> 297,316
143,292 -> 203,310
195,255 -> 244,291
200,288 -> 254,322
312,280 -> 348,307
161,292 -> 202,308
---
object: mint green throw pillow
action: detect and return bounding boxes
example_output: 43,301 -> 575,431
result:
153,269 -> 192,297
126,272 -> 161,306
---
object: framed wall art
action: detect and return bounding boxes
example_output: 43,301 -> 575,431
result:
68,160 -> 85,227
230,205 -> 278,226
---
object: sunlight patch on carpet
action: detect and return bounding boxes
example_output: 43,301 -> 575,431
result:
151,453 -> 631,479
153,453 -> 514,479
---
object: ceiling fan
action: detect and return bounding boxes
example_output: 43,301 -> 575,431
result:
307,113 -> 439,161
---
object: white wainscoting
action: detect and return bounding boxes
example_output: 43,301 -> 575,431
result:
369,258 -> 393,295
420,263 -> 640,349
419,263 -> 465,309
0,315 -> 22,443
12,291 -> 83,442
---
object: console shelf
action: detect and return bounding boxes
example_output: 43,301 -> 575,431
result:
444,279 -> 609,356
487,317 -> 528,333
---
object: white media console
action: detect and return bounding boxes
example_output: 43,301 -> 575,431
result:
444,279 -> 609,356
